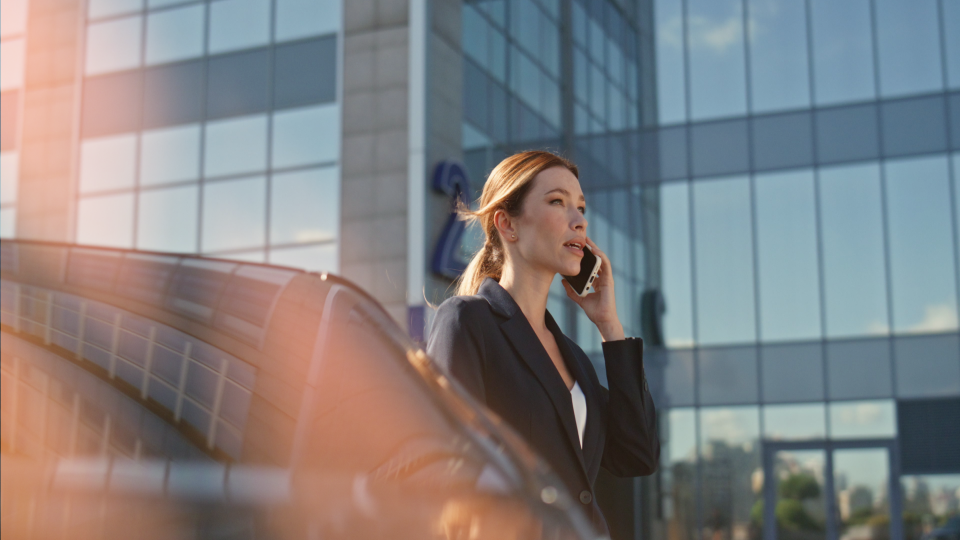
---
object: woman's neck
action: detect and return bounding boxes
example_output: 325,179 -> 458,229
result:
498,262 -> 554,332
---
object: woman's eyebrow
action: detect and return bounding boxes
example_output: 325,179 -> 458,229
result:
544,188 -> 586,201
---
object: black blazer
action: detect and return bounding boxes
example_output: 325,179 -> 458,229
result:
426,277 -> 660,534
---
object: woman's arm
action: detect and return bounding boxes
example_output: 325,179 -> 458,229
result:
425,298 -> 487,404
599,338 -> 660,477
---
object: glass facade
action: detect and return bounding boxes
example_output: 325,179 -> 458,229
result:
75,0 -> 341,270
463,0 -> 959,538
0,0 -> 26,238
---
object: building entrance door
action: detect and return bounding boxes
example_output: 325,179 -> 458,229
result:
762,440 -> 903,540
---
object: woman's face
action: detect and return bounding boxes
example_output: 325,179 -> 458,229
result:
506,166 -> 588,277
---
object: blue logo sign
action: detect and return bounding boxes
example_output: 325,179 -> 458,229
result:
431,160 -> 471,279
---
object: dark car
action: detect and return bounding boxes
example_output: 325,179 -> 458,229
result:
0,239 -> 601,539
923,517 -> 960,540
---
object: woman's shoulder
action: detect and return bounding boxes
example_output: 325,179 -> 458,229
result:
434,292 -> 492,323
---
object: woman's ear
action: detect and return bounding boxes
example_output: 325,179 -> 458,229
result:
493,209 -> 516,242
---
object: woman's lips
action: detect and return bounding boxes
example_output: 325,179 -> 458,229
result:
564,244 -> 584,256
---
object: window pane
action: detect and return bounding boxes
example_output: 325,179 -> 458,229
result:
763,403 -> 826,441
1,151 -> 18,204
86,16 -> 143,75
809,0 -> 875,105
206,49 -> 270,119
747,0 -> 810,113
692,176 -> 756,345
203,115 -> 267,178
268,242 -> 337,272
819,163 -> 889,338
755,170 -> 821,341
663,409 -> 697,540
1,0 -> 28,37
270,166 -> 338,245
88,0 -> 142,20
77,193 -> 134,248
884,156 -> 958,334
79,134 -> 137,193
687,0 -> 747,120
273,37 -> 337,109
699,406 -> 760,540
698,346 -> 758,404
893,334 -> 960,398
145,4 -> 205,65
659,181 -> 694,347
945,0 -> 960,89
271,104 -> 339,169
208,0 -> 270,55
0,38 -> 24,91
874,0 -> 943,97
0,207 -> 14,238
828,400 -> 896,439
275,0 -> 339,42
826,338 -> 893,401
137,185 -> 198,253
201,177 -> 265,252
761,342 -> 824,403
140,124 -> 200,186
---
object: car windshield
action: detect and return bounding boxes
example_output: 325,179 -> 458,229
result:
0,240 -> 592,540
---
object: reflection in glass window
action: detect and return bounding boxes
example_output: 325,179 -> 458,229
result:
203,115 -> 267,178
275,0 -> 339,42
85,16 -> 143,75
663,408 -> 698,540
809,0 -> 875,105
270,166 -> 338,245
747,0 -> 809,113
208,0 -> 270,55
687,0 -> 747,120
828,400 -> 896,439
755,170 -> 821,341
137,185 -> 198,253
79,134 -> 137,193
763,403 -> 826,441
0,207 -> 14,238
699,406 -> 761,540
88,0 -> 141,20
874,0 -> 943,97
655,0 -> 685,124
0,152 -> 18,204
819,163 -> 889,338
272,104 -> 339,169
268,242 -> 337,272
659,181 -> 694,347
692,176 -> 756,345
0,38 -> 24,91
140,124 -> 201,186
201,177 -> 266,252
945,1 -> 960,89
145,4 -> 205,66
1,0 -> 28,38
77,193 -> 134,248
901,474 -> 960,540
884,156 -> 958,334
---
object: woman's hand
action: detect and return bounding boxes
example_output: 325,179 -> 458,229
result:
562,236 -> 625,342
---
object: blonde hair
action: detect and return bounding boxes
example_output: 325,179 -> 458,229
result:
454,150 -> 579,296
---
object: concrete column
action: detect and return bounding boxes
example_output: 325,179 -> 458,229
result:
340,0 -> 463,334
17,0 -> 84,242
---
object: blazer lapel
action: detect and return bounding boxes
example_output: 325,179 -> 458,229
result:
547,314 -> 603,479
478,279 -> 587,473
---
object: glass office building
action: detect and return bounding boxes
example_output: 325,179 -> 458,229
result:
2,0 -> 959,539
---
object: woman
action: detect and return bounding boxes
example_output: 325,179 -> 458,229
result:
426,150 -> 660,535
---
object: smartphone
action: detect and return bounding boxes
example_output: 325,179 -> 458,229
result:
562,244 -> 602,297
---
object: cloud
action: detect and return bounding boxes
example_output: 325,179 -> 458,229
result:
688,15 -> 745,54
907,303 -> 959,333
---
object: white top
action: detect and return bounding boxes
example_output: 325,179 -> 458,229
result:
570,381 -> 587,448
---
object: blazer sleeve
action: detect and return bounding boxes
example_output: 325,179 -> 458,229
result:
425,299 -> 487,404
599,337 -> 660,477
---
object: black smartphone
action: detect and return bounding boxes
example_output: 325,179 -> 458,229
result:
562,244 -> 602,297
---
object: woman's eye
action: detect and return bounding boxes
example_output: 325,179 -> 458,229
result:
578,207 -> 586,214
551,199 -> 563,205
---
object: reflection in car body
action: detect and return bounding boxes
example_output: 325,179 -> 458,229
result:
0,239 -> 601,539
